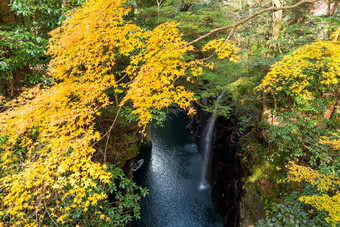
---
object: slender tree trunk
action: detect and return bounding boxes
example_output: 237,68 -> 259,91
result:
272,0 -> 282,40
332,0 -> 338,15
328,0 -> 332,38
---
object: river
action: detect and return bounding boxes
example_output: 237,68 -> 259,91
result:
132,114 -> 223,227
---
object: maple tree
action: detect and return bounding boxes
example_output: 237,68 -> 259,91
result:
255,29 -> 339,165
0,0 -> 238,225
288,162 -> 340,226
0,0 -> 336,225
254,29 -> 340,225
257,36 -> 340,100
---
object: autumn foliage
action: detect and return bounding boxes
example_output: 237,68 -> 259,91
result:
257,38 -> 339,100
256,30 -> 340,225
289,163 -> 340,225
0,0 -> 239,225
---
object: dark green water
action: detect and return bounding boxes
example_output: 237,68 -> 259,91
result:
133,114 -> 223,227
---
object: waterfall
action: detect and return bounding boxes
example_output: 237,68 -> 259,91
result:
199,91 -> 225,190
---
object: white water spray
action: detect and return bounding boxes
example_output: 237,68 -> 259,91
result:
199,91 -> 225,190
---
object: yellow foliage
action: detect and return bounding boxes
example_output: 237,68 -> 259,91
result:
0,82 -> 111,225
256,36 -> 340,99
321,130 -> 340,150
331,27 -> 340,41
121,22 -> 199,127
47,0 -> 220,128
48,0 -> 144,85
288,163 -> 340,225
0,0 -> 239,225
0,96 -> 4,105
203,38 -> 240,62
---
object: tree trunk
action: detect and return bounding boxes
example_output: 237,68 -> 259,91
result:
328,0 -> 332,38
272,0 -> 282,40
1,0 -> 32,97
0,0 -> 15,24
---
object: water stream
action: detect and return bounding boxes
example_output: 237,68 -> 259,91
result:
199,91 -> 225,190
132,114 -> 222,227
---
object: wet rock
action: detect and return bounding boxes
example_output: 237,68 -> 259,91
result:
139,124 -> 152,149
211,116 -> 244,227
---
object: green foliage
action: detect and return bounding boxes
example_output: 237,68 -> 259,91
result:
288,163 -> 340,225
192,60 -> 254,120
2,0 -> 238,224
0,0 -> 84,95
257,36 -> 340,170
1,0 -> 338,225
9,0 -> 78,32
0,162 -> 147,226
251,28 -> 340,225
256,192 -> 328,227
0,27 -> 47,78
134,0 -> 244,120
265,111 -> 336,166
228,76 -> 256,100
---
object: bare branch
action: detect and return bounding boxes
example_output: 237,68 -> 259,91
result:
186,0 -> 320,46
44,201 -> 60,227
104,105 -> 122,163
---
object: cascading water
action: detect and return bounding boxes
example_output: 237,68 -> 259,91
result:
132,114 -> 223,226
199,91 -> 225,190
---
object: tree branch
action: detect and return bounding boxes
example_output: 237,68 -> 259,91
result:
186,0 -> 320,47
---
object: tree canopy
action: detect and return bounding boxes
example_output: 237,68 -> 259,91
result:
0,0 -> 339,226
0,0 -> 238,225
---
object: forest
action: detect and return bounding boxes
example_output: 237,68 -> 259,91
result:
0,0 -> 339,226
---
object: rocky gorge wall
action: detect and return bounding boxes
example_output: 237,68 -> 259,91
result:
210,116 -> 243,227
192,108 -> 265,227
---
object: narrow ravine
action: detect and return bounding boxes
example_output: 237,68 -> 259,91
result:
132,114 -> 223,227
